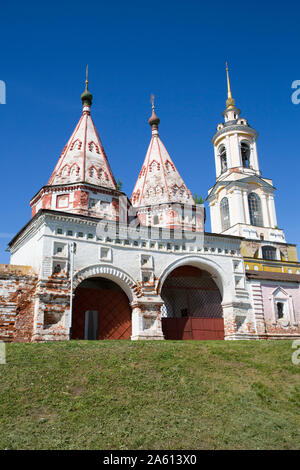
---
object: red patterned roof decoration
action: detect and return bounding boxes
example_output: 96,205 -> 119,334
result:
131,114 -> 194,207
47,99 -> 117,190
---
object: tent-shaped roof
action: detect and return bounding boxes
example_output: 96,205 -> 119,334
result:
48,80 -> 117,190
131,105 -> 194,207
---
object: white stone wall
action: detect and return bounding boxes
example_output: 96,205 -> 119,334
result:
9,212 -> 256,341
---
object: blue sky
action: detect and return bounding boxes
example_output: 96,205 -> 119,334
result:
0,0 -> 300,263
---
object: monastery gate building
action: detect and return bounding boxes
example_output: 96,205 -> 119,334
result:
1,69 -> 300,342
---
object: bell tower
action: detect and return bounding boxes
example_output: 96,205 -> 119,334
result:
207,64 -> 285,243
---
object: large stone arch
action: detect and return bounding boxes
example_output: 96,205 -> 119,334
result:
73,264 -> 140,303
72,265 -> 140,340
158,256 -> 229,340
157,255 -> 231,303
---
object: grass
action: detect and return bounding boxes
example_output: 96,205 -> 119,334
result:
0,340 -> 299,450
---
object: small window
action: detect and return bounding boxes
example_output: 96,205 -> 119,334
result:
67,230 -> 73,237
53,242 -> 66,256
89,198 -> 98,209
262,246 -> 277,260
57,228 -> 63,235
153,215 -> 159,225
54,264 -> 61,274
276,302 -> 284,319
87,233 -> 93,239
100,247 -> 110,259
78,232 -> 84,238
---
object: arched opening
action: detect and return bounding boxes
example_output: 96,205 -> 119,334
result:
276,302 -> 284,319
220,197 -> 230,231
219,145 -> 227,174
161,265 -> 224,340
262,245 -> 277,260
71,277 -> 132,340
248,192 -> 263,227
241,142 -> 251,168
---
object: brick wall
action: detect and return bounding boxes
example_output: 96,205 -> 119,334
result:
0,265 -> 37,342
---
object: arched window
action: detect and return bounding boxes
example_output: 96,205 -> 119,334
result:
241,142 -> 250,168
262,245 -> 277,260
219,146 -> 227,173
220,197 -> 230,231
276,302 -> 284,319
271,287 -> 292,324
248,193 -> 263,227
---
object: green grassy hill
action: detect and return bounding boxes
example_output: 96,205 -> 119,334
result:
0,340 -> 299,450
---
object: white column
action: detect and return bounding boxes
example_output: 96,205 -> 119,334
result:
225,135 -> 232,168
252,139 -> 260,172
288,296 -> 297,325
214,145 -> 221,178
243,190 -> 251,224
131,305 -> 144,340
228,191 -> 237,226
234,133 -> 241,167
261,193 -> 270,227
268,194 -> 277,228
210,202 -> 220,233
233,188 -> 245,224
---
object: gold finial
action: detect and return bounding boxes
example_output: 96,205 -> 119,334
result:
148,93 -> 160,128
85,64 -> 89,89
81,65 -> 93,107
225,61 -> 235,109
150,93 -> 155,110
226,62 -> 232,99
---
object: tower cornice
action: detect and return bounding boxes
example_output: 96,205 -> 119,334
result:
212,124 -> 257,145
207,175 -> 275,202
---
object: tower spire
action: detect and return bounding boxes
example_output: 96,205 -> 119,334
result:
151,93 -> 155,111
81,65 -> 93,108
85,64 -> 89,88
225,62 -> 235,109
148,94 -> 160,134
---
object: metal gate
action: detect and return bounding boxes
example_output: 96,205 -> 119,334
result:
161,266 -> 224,340
72,278 -> 132,340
